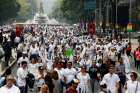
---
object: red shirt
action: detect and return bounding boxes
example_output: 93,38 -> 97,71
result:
135,51 -> 140,61
65,87 -> 77,93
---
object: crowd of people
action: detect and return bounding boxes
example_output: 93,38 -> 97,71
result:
0,24 -> 140,93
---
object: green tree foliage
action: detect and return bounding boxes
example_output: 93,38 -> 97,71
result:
60,0 -> 84,24
0,0 -> 20,23
0,0 -> 37,23
132,0 -> 140,30
16,0 -> 37,21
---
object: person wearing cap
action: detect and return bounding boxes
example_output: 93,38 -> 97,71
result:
63,62 -> 77,89
0,75 -> 20,93
65,79 -> 79,93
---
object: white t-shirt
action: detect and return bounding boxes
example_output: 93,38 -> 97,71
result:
48,44 -> 54,52
54,68 -> 65,80
28,63 -> 38,77
126,80 -> 140,93
0,85 -> 20,93
17,57 -> 29,64
14,37 -> 20,43
102,73 -> 120,93
17,67 -> 28,87
29,47 -> 39,55
63,68 -> 77,84
77,72 -> 90,87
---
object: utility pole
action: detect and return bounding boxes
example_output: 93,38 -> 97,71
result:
129,0 -> 132,42
99,0 -> 102,27
95,0 -> 97,26
115,0 -> 118,35
106,0 -> 109,28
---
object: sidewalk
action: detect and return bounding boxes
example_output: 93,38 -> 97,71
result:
129,39 -> 140,80
0,33 -> 31,75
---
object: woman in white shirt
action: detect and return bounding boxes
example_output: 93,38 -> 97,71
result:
125,72 -> 140,93
77,66 -> 91,93
28,58 -> 38,77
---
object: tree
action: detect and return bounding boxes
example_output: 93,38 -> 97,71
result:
16,0 -> 37,21
60,0 -> 84,24
0,0 -> 20,24
132,0 -> 140,30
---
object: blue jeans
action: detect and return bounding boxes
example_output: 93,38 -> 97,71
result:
19,86 -> 26,93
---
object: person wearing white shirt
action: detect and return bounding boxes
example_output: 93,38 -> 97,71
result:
125,72 -> 140,93
29,43 -> 39,60
101,66 -> 120,93
0,75 -> 20,93
17,61 -> 28,93
108,47 -> 117,65
80,55 -> 92,71
64,62 -> 77,88
17,52 -> 29,66
14,36 -> 20,48
28,58 -> 38,78
48,42 -> 55,60
54,62 -> 65,93
77,66 -> 91,93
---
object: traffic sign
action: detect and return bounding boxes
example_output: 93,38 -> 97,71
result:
127,23 -> 133,32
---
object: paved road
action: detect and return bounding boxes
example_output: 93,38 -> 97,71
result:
9,37 -> 140,93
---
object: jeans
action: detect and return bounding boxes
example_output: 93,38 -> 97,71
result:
60,80 -> 65,93
90,79 -> 99,93
19,86 -> 26,93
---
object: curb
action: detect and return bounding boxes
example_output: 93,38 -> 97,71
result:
1,33 -> 31,76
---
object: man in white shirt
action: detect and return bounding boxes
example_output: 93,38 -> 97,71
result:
17,52 -> 29,66
64,62 -> 77,89
0,75 -> 20,93
17,61 -> 28,93
48,42 -> 55,60
101,66 -> 120,93
14,36 -> 20,48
